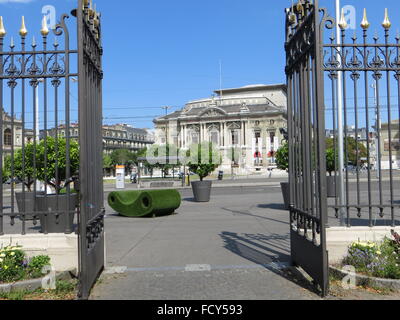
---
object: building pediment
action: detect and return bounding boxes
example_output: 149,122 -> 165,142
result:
199,107 -> 227,118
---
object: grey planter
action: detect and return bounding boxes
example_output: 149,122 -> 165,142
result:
16,192 -> 45,220
35,193 -> 78,234
191,180 -> 212,202
326,175 -> 338,198
281,182 -> 290,210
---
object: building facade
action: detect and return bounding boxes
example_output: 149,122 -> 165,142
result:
380,119 -> 400,169
44,123 -> 154,154
154,84 -> 288,175
2,110 -> 34,159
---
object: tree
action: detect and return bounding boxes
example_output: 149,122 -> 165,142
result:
103,153 -> 113,169
187,142 -> 221,181
275,143 -> 289,172
326,137 -> 367,167
326,148 -> 337,176
4,143 -> 37,191
36,137 -> 80,194
110,149 -> 137,174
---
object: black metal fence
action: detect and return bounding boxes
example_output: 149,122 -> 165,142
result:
0,13 -> 79,236
286,0 -> 400,297
323,7 -> 400,228
0,0 -> 105,300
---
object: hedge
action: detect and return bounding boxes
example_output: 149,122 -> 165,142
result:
108,189 -> 181,217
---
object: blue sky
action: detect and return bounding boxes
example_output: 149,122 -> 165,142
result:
0,0 -> 400,129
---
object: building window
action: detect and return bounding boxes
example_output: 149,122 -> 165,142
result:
210,131 -> 219,145
191,132 -> 199,144
255,131 -> 261,144
4,129 -> 12,146
270,132 -> 276,148
231,131 -> 239,146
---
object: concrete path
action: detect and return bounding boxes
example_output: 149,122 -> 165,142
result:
90,186 -> 320,300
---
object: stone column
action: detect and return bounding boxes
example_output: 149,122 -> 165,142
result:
241,121 -> 246,147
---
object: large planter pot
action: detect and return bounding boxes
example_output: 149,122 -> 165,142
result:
35,193 -> 78,234
281,182 -> 290,210
326,176 -> 338,198
191,181 -> 212,202
16,192 -> 45,220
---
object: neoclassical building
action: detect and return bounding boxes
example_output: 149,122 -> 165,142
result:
153,84 -> 288,174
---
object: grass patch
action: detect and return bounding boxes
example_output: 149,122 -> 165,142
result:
0,280 -> 77,300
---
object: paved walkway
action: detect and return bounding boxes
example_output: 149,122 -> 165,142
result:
90,186 -> 320,300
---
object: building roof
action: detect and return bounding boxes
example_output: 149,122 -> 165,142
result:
213,83 -> 287,95
154,83 -> 287,124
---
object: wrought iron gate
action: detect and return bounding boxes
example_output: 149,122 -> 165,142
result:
285,0 -> 330,296
286,0 -> 400,296
0,0 -> 104,300
76,0 -> 105,299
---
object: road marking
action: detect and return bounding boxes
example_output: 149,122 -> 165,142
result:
103,266 -> 128,274
104,262 -> 291,274
185,264 -> 212,272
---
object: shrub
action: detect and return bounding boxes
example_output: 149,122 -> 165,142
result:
0,246 -> 26,283
342,237 -> 400,280
0,245 -> 51,284
27,255 -> 51,279
275,143 -> 289,172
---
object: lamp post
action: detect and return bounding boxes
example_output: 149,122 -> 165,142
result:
371,80 -> 381,178
336,0 -> 346,226
35,78 -> 44,142
161,106 -> 171,145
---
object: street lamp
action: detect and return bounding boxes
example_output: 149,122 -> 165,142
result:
336,0 -> 346,227
35,78 -> 44,142
371,80 -> 381,179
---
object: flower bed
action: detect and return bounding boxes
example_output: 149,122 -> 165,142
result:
341,233 -> 400,280
0,245 -> 51,284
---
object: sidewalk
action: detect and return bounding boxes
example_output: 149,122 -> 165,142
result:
90,186 -> 319,300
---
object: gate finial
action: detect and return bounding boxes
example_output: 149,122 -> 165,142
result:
361,9 -> 370,30
338,8 -> 348,30
382,8 -> 391,29
41,16 -> 49,37
0,17 -> 6,38
19,16 -> 28,37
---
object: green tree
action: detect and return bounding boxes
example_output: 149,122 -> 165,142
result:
275,143 -> 289,172
326,137 -> 367,167
103,153 -> 113,169
110,149 -> 136,166
4,143 -> 37,191
36,137 -> 80,194
187,142 -> 221,181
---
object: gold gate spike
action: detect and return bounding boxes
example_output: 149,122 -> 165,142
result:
382,8 -> 391,29
41,16 -> 49,36
0,16 -> 6,37
338,8 -> 348,30
19,16 -> 28,37
361,8 -> 370,30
